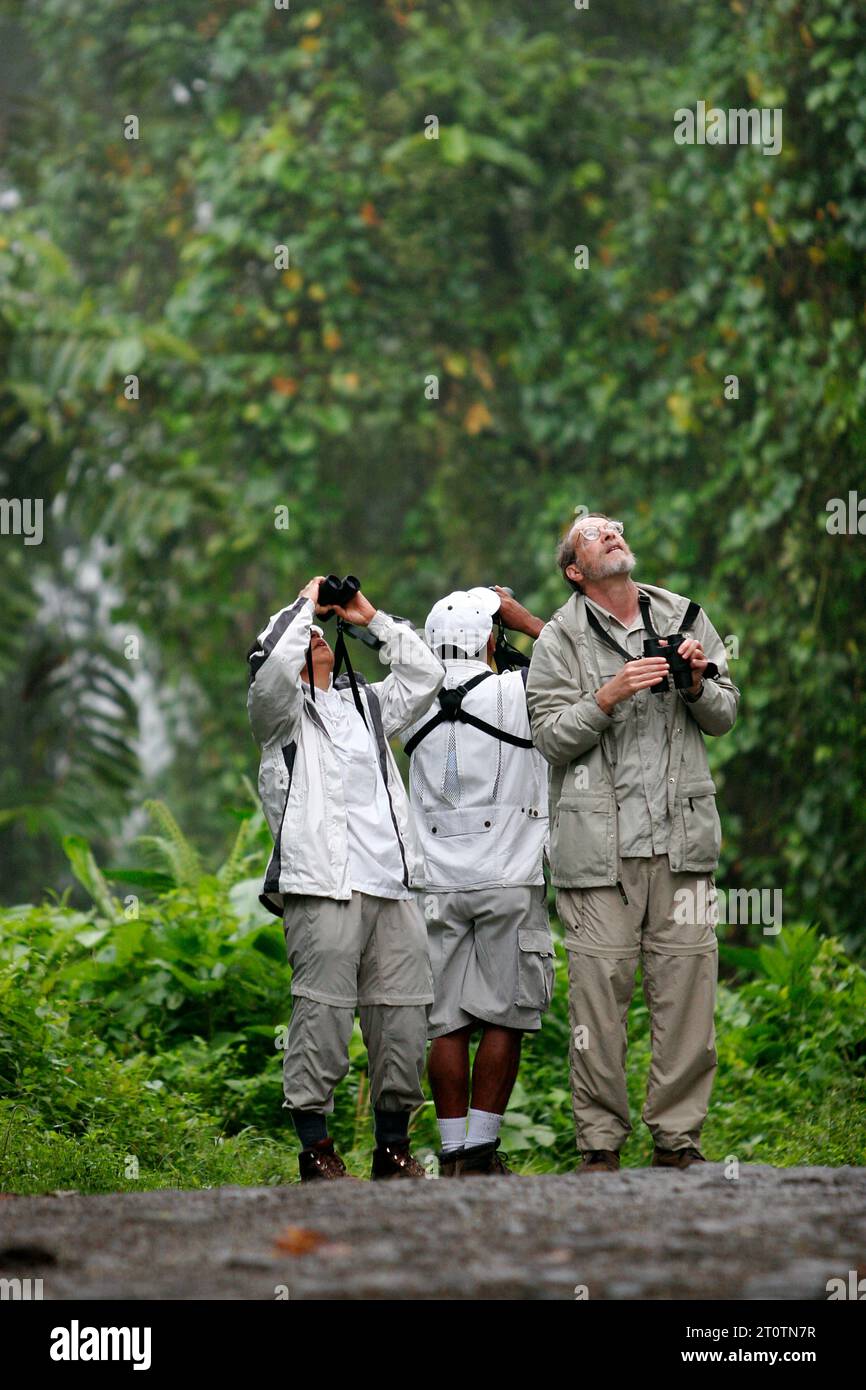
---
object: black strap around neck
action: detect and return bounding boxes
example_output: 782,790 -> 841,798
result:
331,618 -> 367,725
306,618 -> 367,724
638,591 -> 657,637
584,594 -> 653,664
585,592 -> 708,666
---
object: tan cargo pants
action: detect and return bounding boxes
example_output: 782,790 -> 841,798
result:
556,854 -> 718,1153
281,890 -> 433,1114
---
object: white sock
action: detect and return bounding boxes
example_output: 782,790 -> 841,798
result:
438,1116 -> 467,1152
465,1108 -> 502,1149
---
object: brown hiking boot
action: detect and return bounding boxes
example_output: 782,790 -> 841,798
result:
298,1136 -> 355,1181
578,1149 -> 620,1173
652,1146 -> 706,1170
370,1140 -> 427,1180
437,1148 -> 463,1179
454,1139 -> 512,1176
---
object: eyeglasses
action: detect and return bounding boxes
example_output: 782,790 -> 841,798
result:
573,519 -> 624,543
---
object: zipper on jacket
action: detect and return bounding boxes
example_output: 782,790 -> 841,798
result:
363,685 -> 411,890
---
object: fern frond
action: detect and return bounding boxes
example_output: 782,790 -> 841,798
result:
217,808 -> 266,889
140,800 -> 201,886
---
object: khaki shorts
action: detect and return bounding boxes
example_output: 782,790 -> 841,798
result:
425,884 -> 554,1038
282,890 -> 434,1007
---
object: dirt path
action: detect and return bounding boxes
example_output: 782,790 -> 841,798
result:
1,1164 -> 864,1300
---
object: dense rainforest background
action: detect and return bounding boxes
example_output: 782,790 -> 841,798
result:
1,0 -> 864,1187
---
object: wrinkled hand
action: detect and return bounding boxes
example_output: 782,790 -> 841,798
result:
677,637 -> 708,695
596,657 -> 670,714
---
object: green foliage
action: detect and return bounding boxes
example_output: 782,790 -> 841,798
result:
0,833 -> 863,1189
0,0 -> 863,950
0,1 -> 864,1183
135,799 -> 203,888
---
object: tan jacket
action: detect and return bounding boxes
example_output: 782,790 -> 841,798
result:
525,582 -> 739,888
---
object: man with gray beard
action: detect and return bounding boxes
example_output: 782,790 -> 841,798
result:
526,514 -> 739,1172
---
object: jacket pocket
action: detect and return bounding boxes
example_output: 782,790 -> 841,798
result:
423,808 -> 497,838
550,789 -> 616,884
515,928 -> 556,1009
677,778 -> 722,867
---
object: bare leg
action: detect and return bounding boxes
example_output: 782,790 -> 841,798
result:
427,1023 -> 474,1117
471,1025 -> 522,1114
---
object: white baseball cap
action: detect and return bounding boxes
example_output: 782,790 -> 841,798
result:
424,587 -> 500,655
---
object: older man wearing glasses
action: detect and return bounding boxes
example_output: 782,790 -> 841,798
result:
526,514 -> 739,1173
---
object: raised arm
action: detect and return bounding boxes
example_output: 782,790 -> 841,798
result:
320,586 -> 444,739
366,611 -> 445,740
247,583 -> 319,747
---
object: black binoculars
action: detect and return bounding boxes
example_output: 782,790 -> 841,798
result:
317,574 -> 361,615
643,632 -> 693,692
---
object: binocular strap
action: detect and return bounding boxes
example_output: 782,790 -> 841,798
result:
305,618 -> 367,726
585,593 -> 717,680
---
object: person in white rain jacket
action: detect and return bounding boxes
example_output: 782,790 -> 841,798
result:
247,576 -> 444,1181
400,586 -> 552,1177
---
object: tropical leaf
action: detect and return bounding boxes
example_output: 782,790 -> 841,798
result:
61,834 -> 118,921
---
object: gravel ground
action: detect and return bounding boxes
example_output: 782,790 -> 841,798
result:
1,1164 -> 864,1301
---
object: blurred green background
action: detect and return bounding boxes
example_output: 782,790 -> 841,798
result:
0,0 -> 864,1185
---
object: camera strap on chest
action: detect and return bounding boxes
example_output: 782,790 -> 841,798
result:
404,670 -> 533,756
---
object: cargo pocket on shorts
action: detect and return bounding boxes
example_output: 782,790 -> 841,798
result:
515,928 -> 556,1010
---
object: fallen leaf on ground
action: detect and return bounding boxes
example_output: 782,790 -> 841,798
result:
274,1225 -> 329,1255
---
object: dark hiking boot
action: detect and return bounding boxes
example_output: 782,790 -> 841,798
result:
652,1146 -> 706,1170
578,1149 -> 621,1173
298,1136 -> 355,1181
370,1140 -> 427,1180
437,1148 -> 464,1178
455,1139 -> 512,1176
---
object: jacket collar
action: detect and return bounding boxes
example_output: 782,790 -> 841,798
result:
552,580 -> 692,641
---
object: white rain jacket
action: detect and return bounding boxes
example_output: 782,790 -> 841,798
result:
400,659 -> 549,891
247,597 -> 445,914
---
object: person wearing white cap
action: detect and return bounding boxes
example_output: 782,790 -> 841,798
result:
399,586 -> 553,1176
